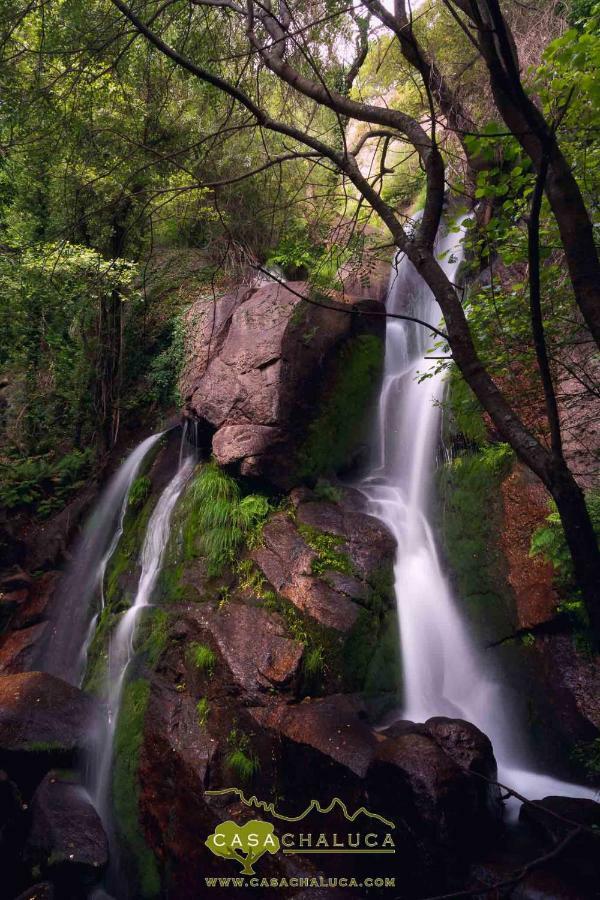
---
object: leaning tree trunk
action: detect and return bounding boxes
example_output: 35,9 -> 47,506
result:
548,462 -> 600,642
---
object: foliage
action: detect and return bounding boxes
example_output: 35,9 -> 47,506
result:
189,642 -> 217,675
113,679 -> 161,899
0,447 -> 93,517
182,463 -> 271,576
313,479 -> 343,504
438,443 -> 516,637
147,314 -> 186,407
225,728 -> 260,782
571,737 -> 600,779
298,334 -> 384,480
530,493 -> 600,583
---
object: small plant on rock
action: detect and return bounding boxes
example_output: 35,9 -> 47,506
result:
196,697 -> 210,728
225,727 -> 260,782
189,642 -> 216,675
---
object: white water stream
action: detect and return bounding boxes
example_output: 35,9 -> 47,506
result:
359,219 -> 594,809
91,449 -> 195,820
41,432 -> 164,685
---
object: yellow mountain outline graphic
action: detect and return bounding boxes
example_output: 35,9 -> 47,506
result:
205,787 -> 395,829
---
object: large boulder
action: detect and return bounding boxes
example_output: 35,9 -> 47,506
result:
181,281 -> 384,485
0,623 -> 48,675
185,602 -> 304,700
0,672 -> 99,789
25,771 -> 108,888
250,496 -> 396,636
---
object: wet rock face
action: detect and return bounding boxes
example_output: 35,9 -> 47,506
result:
186,602 -> 304,700
181,281 -> 384,484
0,672 -> 99,787
250,497 -> 396,634
26,771 -> 108,883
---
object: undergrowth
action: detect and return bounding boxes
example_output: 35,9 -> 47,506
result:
180,462 -> 271,576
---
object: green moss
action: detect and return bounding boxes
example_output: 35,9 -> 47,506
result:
138,608 -> 170,667
298,522 -> 354,577
297,333 -> 384,479
113,679 -> 160,899
437,443 -> 515,636
129,475 -> 152,511
22,741 -> 66,753
188,642 -> 216,675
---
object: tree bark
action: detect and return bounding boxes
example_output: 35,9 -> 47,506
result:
549,463 -> 600,641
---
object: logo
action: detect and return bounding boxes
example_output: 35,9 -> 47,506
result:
204,789 -> 395,874
205,820 -> 280,875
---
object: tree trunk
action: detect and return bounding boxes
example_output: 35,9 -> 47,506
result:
549,462 -> 600,643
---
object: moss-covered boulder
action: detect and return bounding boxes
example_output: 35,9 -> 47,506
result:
181,280 -> 384,486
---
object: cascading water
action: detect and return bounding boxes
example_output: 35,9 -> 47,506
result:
360,218 -> 594,808
40,432 -> 164,685
90,446 -> 195,823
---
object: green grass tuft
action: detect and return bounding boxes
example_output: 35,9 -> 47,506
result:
189,641 -> 216,675
181,463 -> 271,576
225,728 -> 260,782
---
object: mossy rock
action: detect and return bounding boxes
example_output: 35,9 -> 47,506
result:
113,678 -> 161,899
297,333 -> 384,480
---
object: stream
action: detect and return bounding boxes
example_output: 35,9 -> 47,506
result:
358,218 -> 593,811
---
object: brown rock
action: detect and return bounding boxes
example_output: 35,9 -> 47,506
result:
14,884 -> 55,900
251,512 -> 361,631
182,280 -> 384,483
370,731 -> 475,840
0,623 -> 48,675
250,694 -> 377,777
280,575 -> 359,631
0,569 -> 32,592
0,672 -> 99,780
500,466 -> 558,630
425,716 -> 498,780
11,572 -> 59,630
26,771 -> 108,875
188,602 -> 303,698
296,500 -> 396,583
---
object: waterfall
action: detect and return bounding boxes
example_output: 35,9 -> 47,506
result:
40,432 -> 164,685
90,446 -> 195,822
360,218 -> 594,809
